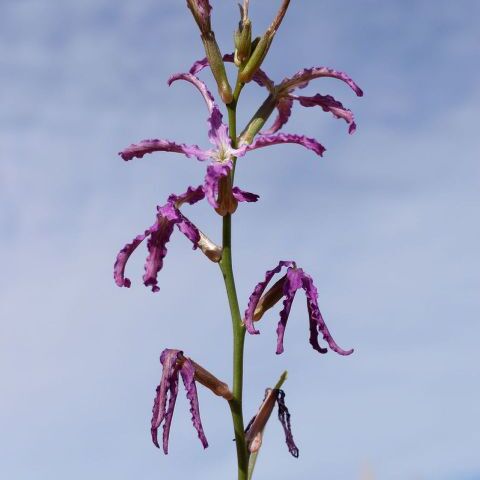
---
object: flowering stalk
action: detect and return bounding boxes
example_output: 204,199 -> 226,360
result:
221,78 -> 249,479
114,2 -> 362,479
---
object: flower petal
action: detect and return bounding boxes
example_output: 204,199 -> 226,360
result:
168,72 -> 215,113
168,72 -> 230,150
276,268 -> 303,354
276,390 -> 299,458
168,185 -> 205,208
231,187 -> 259,203
244,261 -> 295,335
142,208 -> 177,293
179,358 -> 209,449
119,139 -> 210,162
262,97 -> 294,135
294,93 -> 357,134
246,133 -> 326,157
279,66 -> 363,97
151,349 -> 182,453
302,273 -> 354,356
114,227 -> 153,288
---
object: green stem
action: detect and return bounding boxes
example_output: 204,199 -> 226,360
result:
220,77 -> 248,480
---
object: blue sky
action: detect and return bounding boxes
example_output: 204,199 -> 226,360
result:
1,1 -> 479,479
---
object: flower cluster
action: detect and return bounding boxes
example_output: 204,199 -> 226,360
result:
114,0 -> 361,469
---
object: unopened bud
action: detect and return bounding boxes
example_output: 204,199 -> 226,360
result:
253,275 -> 286,321
239,0 -> 291,84
186,0 -> 212,34
245,388 -> 278,447
201,32 -> 233,104
234,4 -> 252,66
198,231 -> 222,262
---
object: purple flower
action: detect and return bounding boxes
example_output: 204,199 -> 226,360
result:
244,261 -> 354,356
262,66 -> 364,135
151,349 -> 208,454
245,388 -> 299,458
119,71 -> 329,213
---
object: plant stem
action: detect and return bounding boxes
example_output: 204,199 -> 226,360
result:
220,78 -> 248,480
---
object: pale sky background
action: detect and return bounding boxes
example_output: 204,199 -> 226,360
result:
1,1 -> 479,479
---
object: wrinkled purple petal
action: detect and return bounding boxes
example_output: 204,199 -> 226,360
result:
115,187 -> 205,293
262,97 -> 294,135
302,274 -> 354,356
179,358 -> 209,449
279,66 -> 364,97
143,209 -> 176,293
119,139 -> 210,162
189,53 -> 275,90
231,187 -> 259,203
114,227 -> 153,288
204,160 -> 232,209
276,390 -> 299,458
246,133 -> 326,157
168,185 -> 205,208
244,261 -> 295,335
276,268 -> 303,354
294,93 -> 357,134
151,349 -> 182,453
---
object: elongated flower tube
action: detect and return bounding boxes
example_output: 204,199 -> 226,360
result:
151,349 -> 209,454
244,261 -> 354,355
119,71 -> 327,213
245,388 -> 298,458
113,185 -> 220,292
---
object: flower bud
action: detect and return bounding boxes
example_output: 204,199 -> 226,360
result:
239,0 -> 291,84
234,3 -> 252,66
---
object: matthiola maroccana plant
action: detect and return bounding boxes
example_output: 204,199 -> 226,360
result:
114,1 -> 362,479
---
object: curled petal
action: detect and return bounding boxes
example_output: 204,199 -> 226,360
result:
276,268 -> 303,354
143,209 -> 176,293
262,97 -> 294,135
168,73 -> 229,148
151,349 -> 182,453
204,160 -> 232,209
279,66 -> 364,97
114,227 -> 153,288
231,187 -> 259,203
168,185 -> 205,208
119,139 -> 210,162
294,93 -> 357,134
115,187 -> 204,293
246,133 -> 326,157
302,274 -> 354,356
179,358 -> 209,449
244,261 -> 295,335
276,390 -> 299,458
168,72 -> 216,114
